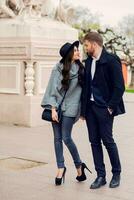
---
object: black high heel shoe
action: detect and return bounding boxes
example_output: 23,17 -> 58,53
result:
76,163 -> 92,182
55,167 -> 66,186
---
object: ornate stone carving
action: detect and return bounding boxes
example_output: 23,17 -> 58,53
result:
55,0 -> 74,24
0,0 -> 24,18
41,0 -> 59,18
42,0 -> 74,24
0,0 -> 75,24
24,60 -> 35,96
18,0 -> 42,20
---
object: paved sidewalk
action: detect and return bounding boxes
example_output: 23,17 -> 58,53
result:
0,93 -> 134,200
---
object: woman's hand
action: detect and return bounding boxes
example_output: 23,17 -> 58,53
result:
52,107 -> 59,123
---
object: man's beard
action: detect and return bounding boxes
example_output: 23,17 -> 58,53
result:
88,52 -> 93,56
88,50 -> 94,57
88,47 -> 95,57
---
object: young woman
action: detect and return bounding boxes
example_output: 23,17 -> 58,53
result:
41,41 -> 91,185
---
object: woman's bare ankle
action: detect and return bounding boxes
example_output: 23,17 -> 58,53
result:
77,166 -> 82,176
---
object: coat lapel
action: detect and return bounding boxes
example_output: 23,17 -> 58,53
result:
92,48 -> 108,82
85,47 -> 108,83
85,57 -> 92,78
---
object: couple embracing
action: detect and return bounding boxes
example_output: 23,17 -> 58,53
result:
41,31 -> 125,189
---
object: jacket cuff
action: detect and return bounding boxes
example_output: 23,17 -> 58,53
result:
41,102 -> 58,109
80,111 -> 86,118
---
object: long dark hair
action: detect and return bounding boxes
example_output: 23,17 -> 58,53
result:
60,47 -> 84,90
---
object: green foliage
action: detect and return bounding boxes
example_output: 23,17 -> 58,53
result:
125,88 -> 134,93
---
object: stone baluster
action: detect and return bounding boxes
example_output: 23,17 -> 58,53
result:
24,61 -> 35,96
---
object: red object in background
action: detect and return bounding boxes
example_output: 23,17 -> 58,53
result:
122,61 -> 128,86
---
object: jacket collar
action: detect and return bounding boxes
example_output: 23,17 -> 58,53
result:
98,47 -> 108,64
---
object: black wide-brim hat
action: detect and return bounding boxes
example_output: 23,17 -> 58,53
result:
59,40 -> 79,63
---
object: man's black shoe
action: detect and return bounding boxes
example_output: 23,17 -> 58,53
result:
109,175 -> 120,188
90,177 -> 106,189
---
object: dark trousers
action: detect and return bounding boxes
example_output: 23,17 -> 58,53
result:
86,101 -> 121,177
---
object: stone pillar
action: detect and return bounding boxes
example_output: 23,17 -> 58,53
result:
0,18 -> 78,127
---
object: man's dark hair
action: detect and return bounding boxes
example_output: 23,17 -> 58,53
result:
83,31 -> 103,47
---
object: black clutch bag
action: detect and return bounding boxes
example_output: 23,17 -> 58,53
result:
42,105 -> 62,122
42,90 -> 67,122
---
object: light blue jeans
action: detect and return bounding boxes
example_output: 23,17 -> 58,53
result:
52,116 -> 82,169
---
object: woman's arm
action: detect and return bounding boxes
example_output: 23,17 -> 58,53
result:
41,68 -> 58,109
